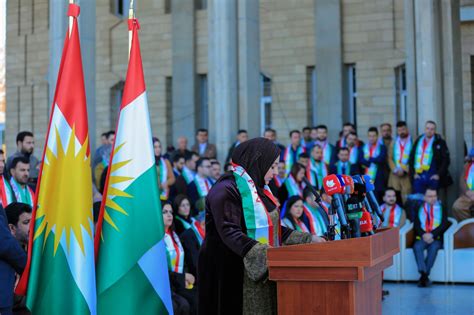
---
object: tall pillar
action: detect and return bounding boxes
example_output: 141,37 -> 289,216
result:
403,0 -> 418,133
414,0 -> 444,133
238,0 -> 261,138
78,0 -> 96,151
48,1 -> 68,108
208,0 -> 238,161
314,0 -> 344,143
441,0 -> 464,206
172,0 -> 196,145
49,0 -> 96,150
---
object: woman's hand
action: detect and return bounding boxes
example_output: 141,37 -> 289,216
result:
185,273 -> 195,287
311,235 -> 326,243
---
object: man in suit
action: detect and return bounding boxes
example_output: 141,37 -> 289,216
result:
0,204 -> 27,315
330,147 -> 360,175
225,129 -> 248,163
191,129 -> 217,159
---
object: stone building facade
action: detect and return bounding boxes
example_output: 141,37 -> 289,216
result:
4,0 -> 471,189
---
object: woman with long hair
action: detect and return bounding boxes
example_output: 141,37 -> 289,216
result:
153,137 -> 175,201
277,162 -> 306,204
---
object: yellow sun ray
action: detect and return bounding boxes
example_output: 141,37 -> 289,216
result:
34,125 -> 93,255
101,141 -> 134,234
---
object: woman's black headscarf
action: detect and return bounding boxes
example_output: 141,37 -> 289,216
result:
230,137 -> 281,211
231,137 -> 281,188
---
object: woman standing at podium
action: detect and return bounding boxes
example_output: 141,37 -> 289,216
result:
198,138 -> 324,315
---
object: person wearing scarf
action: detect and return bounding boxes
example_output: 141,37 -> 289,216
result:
387,121 -> 413,203
187,158 -> 213,216
360,127 -> 387,202
268,161 -> 286,195
413,188 -> 448,287
409,120 -> 453,194
345,131 -> 364,166
283,130 -> 306,174
308,144 -> 328,190
162,202 -> 197,314
5,157 -> 35,208
336,123 -> 356,150
380,188 -> 406,228
198,138 -> 325,315
314,124 -> 336,166
302,188 -> 329,237
153,137 -> 176,201
329,147 -> 360,176
277,162 -> 306,205
453,149 -> 474,221
281,196 -> 315,234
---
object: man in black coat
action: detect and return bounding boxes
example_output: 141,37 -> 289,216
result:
225,130 -> 249,163
0,205 -> 27,315
409,121 -> 453,194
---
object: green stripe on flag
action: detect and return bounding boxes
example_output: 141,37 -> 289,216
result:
26,228 -> 89,314
98,263 -> 168,315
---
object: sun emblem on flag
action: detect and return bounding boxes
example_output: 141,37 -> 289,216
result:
34,126 -> 93,255
102,142 -> 134,232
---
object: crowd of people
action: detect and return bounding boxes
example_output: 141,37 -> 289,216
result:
0,120 -> 473,314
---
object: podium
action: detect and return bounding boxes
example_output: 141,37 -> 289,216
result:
267,228 -> 399,315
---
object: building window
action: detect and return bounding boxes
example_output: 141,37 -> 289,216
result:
344,64 -> 357,127
164,0 -> 171,14
196,74 -> 208,129
111,0 -> 129,19
307,66 -> 317,125
110,81 -> 125,129
395,64 -> 407,123
260,73 -> 272,134
195,0 -> 207,10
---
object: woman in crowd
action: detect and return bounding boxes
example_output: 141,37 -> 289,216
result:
198,138 -> 325,315
162,202 -> 197,315
281,195 -> 314,233
277,162 -> 306,204
173,194 -> 203,277
153,137 -> 175,201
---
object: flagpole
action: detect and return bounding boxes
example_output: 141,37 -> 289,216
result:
128,0 -> 135,58
69,0 -> 74,37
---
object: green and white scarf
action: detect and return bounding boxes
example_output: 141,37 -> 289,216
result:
193,175 -> 212,198
9,178 -> 34,207
233,164 -> 274,246
182,166 -> 195,185
158,157 -> 168,200
414,135 -> 434,174
284,174 -> 304,197
363,142 -> 381,182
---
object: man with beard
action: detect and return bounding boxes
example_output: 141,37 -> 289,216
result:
5,157 -> 34,208
387,121 -> 413,203
379,123 -> 393,147
314,125 -> 336,166
6,132 -> 39,185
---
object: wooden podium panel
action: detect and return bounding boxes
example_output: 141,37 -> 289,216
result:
268,228 -> 399,315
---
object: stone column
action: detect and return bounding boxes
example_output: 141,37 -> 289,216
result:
172,0 -> 196,145
78,0 -> 96,151
403,0 -> 418,133
238,0 -> 261,138
48,1 -> 68,108
208,0 -> 238,161
314,0 -> 344,143
414,0 -> 444,133
441,0 -> 464,206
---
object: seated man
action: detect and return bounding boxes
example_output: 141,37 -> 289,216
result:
380,187 -> 406,228
452,149 -> 474,221
329,147 -> 360,176
413,188 -> 448,287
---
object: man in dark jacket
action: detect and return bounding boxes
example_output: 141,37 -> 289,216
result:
225,129 -> 248,163
0,206 -> 27,315
413,188 -> 448,287
409,121 -> 453,194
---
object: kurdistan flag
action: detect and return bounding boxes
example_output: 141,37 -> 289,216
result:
95,18 -> 173,314
15,4 -> 96,314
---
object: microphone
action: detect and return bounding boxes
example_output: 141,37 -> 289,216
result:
322,174 -> 350,239
301,176 -> 325,209
345,182 -> 365,238
362,175 -> 384,223
360,209 -> 375,236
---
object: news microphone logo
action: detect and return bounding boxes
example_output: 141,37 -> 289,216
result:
327,180 -> 335,188
323,175 -> 343,195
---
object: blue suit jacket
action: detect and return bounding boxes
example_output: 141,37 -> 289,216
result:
0,207 -> 27,308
